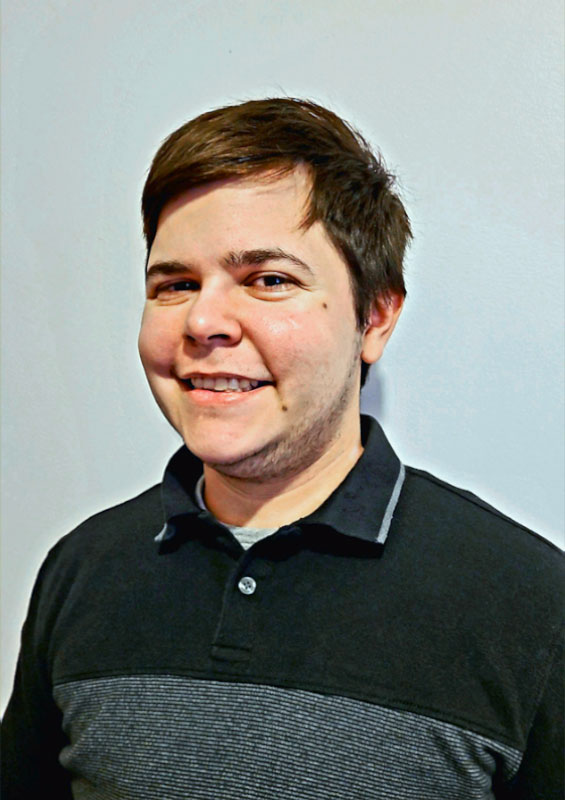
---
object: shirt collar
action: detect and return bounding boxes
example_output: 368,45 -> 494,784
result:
156,415 -> 404,548
155,446 -> 204,542
299,415 -> 405,546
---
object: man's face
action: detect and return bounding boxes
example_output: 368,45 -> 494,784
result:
139,166 -> 379,481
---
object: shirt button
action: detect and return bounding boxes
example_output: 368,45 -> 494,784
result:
238,576 -> 257,595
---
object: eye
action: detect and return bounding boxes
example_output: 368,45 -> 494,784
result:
248,273 -> 295,293
147,279 -> 199,300
160,280 -> 199,292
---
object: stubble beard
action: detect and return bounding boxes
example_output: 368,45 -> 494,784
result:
207,352 -> 362,483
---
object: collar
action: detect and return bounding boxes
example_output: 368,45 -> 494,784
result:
156,415 -> 404,548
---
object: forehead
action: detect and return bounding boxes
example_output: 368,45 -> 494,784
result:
152,166 -> 314,249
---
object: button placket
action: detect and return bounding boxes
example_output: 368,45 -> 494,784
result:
210,553 -> 276,668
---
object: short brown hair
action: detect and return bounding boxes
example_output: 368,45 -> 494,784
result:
142,98 -> 412,386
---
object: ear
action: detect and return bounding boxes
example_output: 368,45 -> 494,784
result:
361,293 -> 404,366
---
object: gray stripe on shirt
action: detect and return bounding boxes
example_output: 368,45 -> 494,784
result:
54,674 -> 521,800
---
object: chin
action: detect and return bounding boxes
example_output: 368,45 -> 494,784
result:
187,435 -> 300,482
181,430 -> 270,470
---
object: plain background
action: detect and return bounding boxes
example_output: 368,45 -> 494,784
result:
1,0 -> 563,712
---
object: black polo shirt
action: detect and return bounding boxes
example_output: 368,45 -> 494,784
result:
2,416 -> 563,799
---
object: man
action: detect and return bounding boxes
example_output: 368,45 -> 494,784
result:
2,98 -> 563,799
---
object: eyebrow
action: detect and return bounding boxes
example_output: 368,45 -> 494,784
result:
145,261 -> 192,282
145,248 -> 314,283
223,248 -> 314,277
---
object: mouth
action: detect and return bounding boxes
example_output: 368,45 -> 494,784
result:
181,375 -> 274,393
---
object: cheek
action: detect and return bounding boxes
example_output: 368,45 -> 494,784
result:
258,311 -> 347,370
261,314 -> 302,338
138,312 -> 178,371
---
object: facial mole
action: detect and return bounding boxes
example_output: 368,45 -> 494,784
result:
322,303 -> 328,309
281,405 -> 288,412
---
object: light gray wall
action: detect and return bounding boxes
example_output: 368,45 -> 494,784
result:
2,0 -> 563,711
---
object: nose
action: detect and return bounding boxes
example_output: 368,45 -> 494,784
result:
183,287 -> 242,346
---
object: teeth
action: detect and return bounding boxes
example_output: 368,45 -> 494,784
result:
190,376 -> 266,392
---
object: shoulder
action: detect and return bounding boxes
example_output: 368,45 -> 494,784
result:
396,464 -> 564,601
19,483 -> 165,649
38,484 -> 164,582
402,465 -> 562,551
392,467 -> 564,679
67,482 -> 162,542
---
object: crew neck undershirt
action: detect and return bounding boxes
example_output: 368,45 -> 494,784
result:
194,474 -> 279,550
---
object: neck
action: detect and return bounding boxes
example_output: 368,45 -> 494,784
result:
202,419 -> 363,528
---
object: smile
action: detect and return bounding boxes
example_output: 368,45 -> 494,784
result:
184,376 -> 273,393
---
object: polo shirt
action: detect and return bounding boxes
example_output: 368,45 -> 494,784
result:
2,416 -> 563,799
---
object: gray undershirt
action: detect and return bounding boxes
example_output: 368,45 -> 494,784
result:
195,474 -> 278,549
